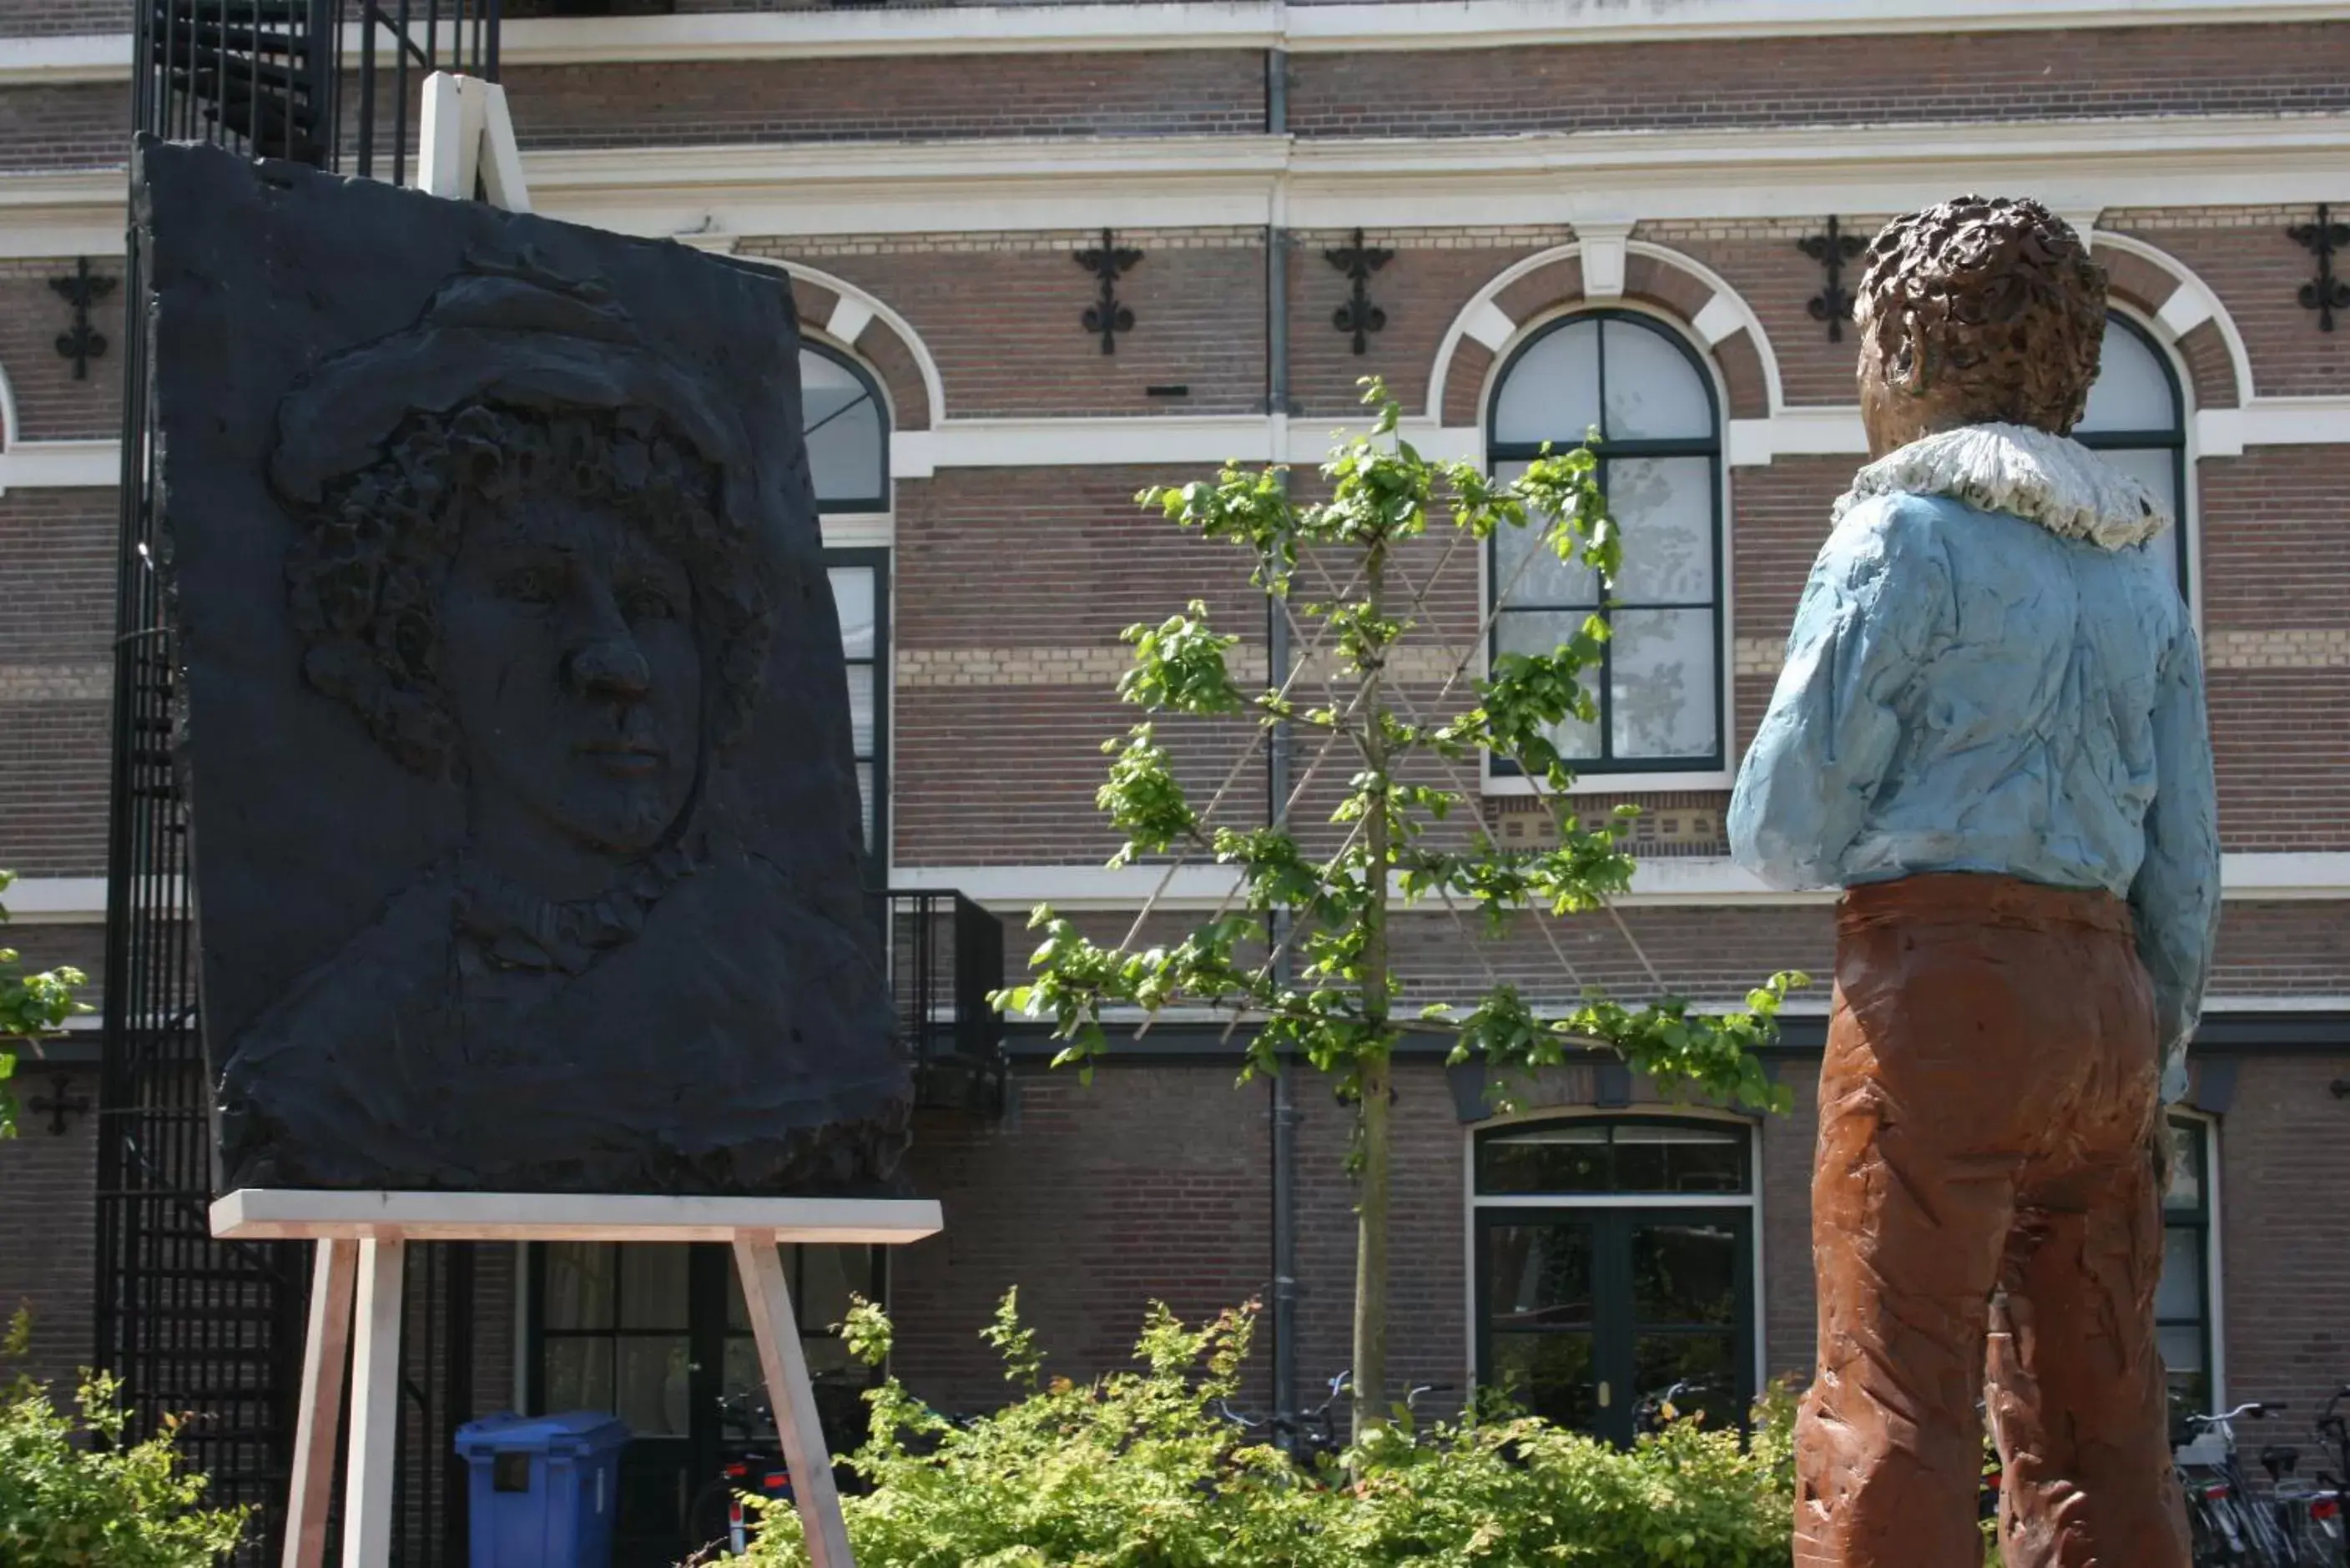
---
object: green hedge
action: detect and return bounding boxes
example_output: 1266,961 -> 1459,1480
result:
0,1308 -> 249,1567
739,1293 -> 1798,1568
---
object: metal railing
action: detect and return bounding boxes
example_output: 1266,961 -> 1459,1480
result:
880,890 -> 1009,1117
134,0 -> 502,179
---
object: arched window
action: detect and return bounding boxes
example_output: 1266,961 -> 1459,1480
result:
799,340 -> 891,860
1472,1115 -> 1756,1443
2075,312 -> 2190,598
801,341 -> 888,513
1487,312 -> 1724,775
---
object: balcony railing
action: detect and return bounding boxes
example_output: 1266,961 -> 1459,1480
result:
879,890 -> 1008,1117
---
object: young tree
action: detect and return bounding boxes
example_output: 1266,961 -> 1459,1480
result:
998,384 -> 1801,1444
0,870 -> 92,1139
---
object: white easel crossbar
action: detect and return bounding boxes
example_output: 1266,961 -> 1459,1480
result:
211,1188 -> 943,1568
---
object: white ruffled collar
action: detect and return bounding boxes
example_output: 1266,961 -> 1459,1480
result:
1831,421 -> 2171,551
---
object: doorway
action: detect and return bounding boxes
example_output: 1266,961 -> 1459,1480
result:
528,1241 -> 882,1565
1470,1117 -> 1757,1443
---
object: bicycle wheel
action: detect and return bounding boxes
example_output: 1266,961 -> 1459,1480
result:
685,1479 -> 738,1560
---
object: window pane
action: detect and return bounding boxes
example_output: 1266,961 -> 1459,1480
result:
618,1245 -> 691,1331
616,1337 -> 692,1437
1612,1124 -> 1747,1195
829,567 -> 876,660
797,1247 -> 870,1336
1633,1334 -> 1737,1429
2165,1118 -> 2206,1214
1486,1223 -> 1595,1329
1609,608 -> 1717,759
1630,1223 -> 1740,1327
2093,446 -> 2184,592
2156,1226 -> 2205,1321
802,349 -> 885,507
2077,319 -> 2176,436
1496,611 -> 1601,759
1606,456 -> 1715,603
855,763 -> 875,849
1480,1124 -> 1609,1194
2158,1323 -> 2206,1376
1490,1332 -> 1596,1430
845,665 -> 875,758
1494,513 -> 1601,609
545,1338 -> 613,1414
1494,320 -> 1601,446
544,1243 -> 613,1331
1602,319 -> 1712,441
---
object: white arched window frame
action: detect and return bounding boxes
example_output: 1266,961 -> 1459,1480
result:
802,339 -> 890,519
1483,307 -> 1732,792
2075,309 -> 2196,611
1461,1108 -> 1766,1441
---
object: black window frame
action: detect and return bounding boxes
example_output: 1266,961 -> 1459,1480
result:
825,547 -> 890,875
1471,1115 -> 1757,1444
1485,310 -> 1727,777
802,338 -> 891,516
2158,1111 -> 2217,1435
2074,310 -> 2191,600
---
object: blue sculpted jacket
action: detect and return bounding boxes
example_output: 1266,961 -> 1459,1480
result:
1727,422 -> 2220,1099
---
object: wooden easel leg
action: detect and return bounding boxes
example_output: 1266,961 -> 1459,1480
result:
732,1233 -> 855,1568
340,1235 -> 406,1568
283,1238 -> 358,1568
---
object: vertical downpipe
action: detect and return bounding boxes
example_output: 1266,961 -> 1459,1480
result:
1263,43 -> 1301,1450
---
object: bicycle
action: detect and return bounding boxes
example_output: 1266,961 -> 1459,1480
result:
2180,1401 -> 2298,1566
683,1375 -> 876,1558
1214,1372 -> 1455,1469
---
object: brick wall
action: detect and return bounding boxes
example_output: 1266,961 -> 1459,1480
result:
877,1044 -> 2350,1423
2108,209 -> 2350,400
0,263 -> 125,440
0,1060 -> 98,1397
2212,1054 -> 2350,1415
0,698 -> 108,875
0,83 -> 124,172
1284,229 -> 1566,420
0,0 -> 129,35
503,52 -> 1265,149
891,1065 -> 1279,1414
751,233 -> 1269,419
1286,26 -> 2350,139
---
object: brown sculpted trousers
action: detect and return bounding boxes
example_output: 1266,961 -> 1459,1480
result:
1794,873 -> 2192,1568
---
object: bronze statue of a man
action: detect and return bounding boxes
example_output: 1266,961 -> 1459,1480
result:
1731,196 -> 2219,1566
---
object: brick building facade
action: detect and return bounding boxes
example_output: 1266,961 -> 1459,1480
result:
1,1 -> 2347,1558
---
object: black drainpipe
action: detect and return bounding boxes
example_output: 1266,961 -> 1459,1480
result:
1263,43 -> 1301,1449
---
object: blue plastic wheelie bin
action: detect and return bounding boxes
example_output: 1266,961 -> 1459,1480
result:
454,1410 -> 630,1568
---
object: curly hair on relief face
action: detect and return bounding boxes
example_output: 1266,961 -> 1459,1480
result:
1853,195 -> 2108,436
280,401 -> 775,781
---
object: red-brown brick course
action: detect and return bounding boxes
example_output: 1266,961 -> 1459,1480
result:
503,52 -> 1267,149
1287,27 -> 2350,139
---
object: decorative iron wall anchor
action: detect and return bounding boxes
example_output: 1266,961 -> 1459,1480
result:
1798,216 -> 1866,341
2287,204 -> 2350,332
28,1071 -> 92,1135
50,256 -> 117,379
1074,228 -> 1142,354
1327,227 -> 1394,355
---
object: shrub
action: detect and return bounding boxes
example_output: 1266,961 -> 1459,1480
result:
738,1293 -> 1797,1568
0,1308 -> 249,1567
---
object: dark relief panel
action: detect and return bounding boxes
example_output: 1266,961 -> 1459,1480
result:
138,142 -> 907,1194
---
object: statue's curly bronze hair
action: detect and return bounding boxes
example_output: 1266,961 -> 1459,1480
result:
282,401 -> 774,781
1853,195 -> 2107,435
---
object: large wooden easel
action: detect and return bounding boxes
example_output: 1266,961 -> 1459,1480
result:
211,1188 -> 943,1568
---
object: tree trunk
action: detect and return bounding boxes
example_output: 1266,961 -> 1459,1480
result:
1352,1048 -> 1392,1444
1352,534 -> 1392,1446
